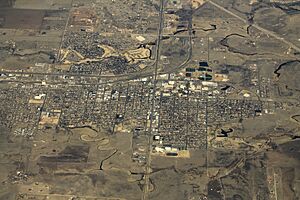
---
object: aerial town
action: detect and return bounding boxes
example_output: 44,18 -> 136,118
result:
0,0 -> 299,199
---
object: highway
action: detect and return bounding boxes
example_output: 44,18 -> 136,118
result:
142,0 -> 165,199
208,0 -> 300,53
0,5 -> 194,85
2,0 -> 298,85
0,36 -> 193,82
141,1 -> 194,199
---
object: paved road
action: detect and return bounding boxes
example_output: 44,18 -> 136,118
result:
3,0 -> 298,86
142,0 -> 165,199
57,0 -> 74,61
141,2 -> 195,200
0,7 -> 194,84
208,0 -> 300,53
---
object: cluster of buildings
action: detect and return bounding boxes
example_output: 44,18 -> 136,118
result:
60,31 -> 152,75
0,55 -> 281,161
